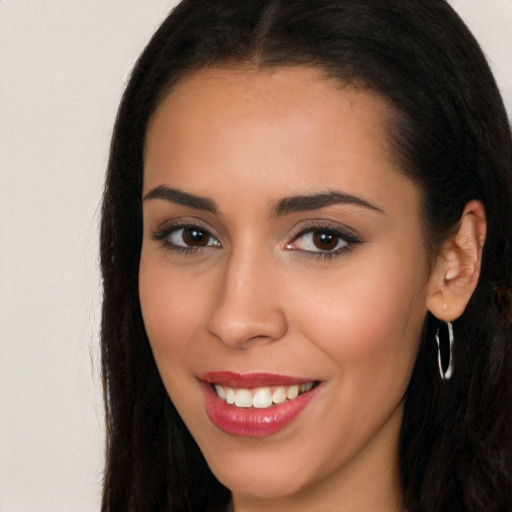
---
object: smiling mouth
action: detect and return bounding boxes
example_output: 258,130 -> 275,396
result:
212,382 -> 318,409
201,372 -> 322,437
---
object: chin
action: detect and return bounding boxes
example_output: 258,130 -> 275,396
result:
213,463 -> 312,500
197,434 -> 319,500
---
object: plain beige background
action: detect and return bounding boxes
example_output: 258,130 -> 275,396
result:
0,1 -> 510,511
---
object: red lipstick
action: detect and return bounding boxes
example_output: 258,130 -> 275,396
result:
201,371 -> 312,388
200,372 -> 320,438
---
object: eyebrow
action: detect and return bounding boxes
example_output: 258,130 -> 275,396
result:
272,190 -> 384,216
143,185 -> 218,213
143,185 -> 383,216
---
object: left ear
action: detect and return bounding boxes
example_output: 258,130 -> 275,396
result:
426,200 -> 487,322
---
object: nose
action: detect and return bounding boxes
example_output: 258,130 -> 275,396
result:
206,248 -> 288,348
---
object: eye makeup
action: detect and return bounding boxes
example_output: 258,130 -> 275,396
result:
152,218 -> 363,261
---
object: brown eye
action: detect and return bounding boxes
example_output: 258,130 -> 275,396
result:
164,225 -> 221,249
312,232 -> 339,251
182,227 -> 209,246
287,227 -> 352,255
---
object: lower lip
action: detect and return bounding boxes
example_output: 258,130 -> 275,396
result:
201,382 -> 321,438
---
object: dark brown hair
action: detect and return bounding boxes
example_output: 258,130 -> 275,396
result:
101,1 -> 512,510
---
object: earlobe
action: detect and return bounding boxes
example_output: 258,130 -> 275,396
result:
426,200 -> 487,322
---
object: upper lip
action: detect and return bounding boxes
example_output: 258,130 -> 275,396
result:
200,371 -> 316,388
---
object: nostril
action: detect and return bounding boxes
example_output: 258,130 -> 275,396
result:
207,310 -> 287,349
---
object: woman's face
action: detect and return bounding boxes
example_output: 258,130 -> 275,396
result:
140,66 -> 430,509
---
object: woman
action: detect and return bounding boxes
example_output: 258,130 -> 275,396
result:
100,1 -> 512,511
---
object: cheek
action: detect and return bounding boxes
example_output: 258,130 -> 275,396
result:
290,246 -> 427,380
139,257 -> 213,430
139,255 -> 209,370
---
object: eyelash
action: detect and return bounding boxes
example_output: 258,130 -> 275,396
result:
152,221 -> 362,259
287,222 -> 362,260
152,222 -> 220,254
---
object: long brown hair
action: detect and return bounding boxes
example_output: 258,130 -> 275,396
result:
101,1 -> 512,510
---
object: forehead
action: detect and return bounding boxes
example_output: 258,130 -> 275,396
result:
143,66 -> 418,220
146,66 -> 393,152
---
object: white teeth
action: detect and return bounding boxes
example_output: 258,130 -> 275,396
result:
226,387 -> 235,404
272,387 -> 287,404
213,382 -> 315,408
253,388 -> 273,408
299,382 -> 314,393
286,384 -> 299,400
214,385 -> 226,400
235,389 -> 253,408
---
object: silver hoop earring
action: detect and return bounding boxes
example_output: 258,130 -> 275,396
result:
435,321 -> 454,380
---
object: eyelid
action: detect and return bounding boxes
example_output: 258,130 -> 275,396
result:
286,221 -> 362,255
152,218 -> 222,251
152,216 -> 219,237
